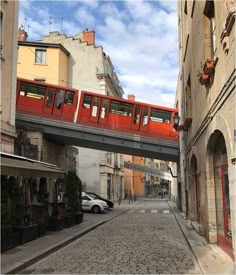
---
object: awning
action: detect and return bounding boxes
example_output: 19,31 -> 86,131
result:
1,152 -> 65,178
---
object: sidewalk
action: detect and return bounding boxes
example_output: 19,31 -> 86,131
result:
168,200 -> 235,275
1,200 -> 141,274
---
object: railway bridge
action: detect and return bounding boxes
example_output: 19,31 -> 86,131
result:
16,113 -> 179,162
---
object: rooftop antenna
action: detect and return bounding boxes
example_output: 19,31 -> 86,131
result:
49,16 -> 52,32
27,25 -> 30,36
60,17 -> 63,33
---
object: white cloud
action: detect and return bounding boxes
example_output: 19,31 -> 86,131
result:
75,6 -> 96,27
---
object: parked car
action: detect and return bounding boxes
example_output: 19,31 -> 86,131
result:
158,189 -> 168,195
81,192 -> 108,214
85,192 -> 114,209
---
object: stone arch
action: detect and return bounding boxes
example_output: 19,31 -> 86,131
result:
205,113 -> 232,247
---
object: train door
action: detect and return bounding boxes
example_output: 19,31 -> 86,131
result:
131,105 -> 142,131
89,96 -> 101,123
98,98 -> 109,125
139,106 -> 149,132
43,87 -> 56,114
52,89 -> 65,116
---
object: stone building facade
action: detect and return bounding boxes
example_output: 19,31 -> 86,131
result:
176,0 -> 235,259
1,0 -> 19,154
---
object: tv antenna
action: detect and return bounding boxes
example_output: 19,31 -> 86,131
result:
60,17 -> 63,33
49,16 -> 52,32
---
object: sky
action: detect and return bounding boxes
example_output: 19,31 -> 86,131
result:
19,0 -> 179,108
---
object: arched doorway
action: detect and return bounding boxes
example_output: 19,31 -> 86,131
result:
213,132 -> 232,257
190,155 -> 200,222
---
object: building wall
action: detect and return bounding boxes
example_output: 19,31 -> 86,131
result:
1,0 -> 19,153
17,44 -> 68,85
177,0 -> 235,259
133,156 -> 144,196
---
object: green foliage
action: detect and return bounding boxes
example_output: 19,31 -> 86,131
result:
37,178 -> 49,205
64,171 -> 82,215
1,176 -> 24,228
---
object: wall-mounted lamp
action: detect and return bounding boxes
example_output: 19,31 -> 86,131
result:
231,158 -> 236,165
173,112 -> 192,131
173,112 -> 180,131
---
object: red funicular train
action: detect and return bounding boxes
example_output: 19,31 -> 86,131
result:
16,77 -> 178,141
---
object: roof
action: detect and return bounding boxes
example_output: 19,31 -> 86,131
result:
18,41 -> 70,56
1,152 -> 65,178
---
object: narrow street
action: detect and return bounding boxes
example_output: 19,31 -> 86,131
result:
19,200 -> 202,274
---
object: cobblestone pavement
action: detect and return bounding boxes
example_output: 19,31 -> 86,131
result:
20,200 -> 202,274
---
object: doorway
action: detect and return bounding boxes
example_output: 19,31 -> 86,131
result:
213,134 -> 232,258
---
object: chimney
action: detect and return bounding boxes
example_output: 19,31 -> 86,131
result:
18,28 -> 28,41
83,30 -> 95,45
128,94 -> 135,101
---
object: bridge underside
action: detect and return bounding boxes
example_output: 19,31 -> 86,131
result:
16,114 -> 179,162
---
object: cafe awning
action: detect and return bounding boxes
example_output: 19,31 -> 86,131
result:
1,152 -> 65,178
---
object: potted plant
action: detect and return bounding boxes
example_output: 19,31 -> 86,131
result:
64,171 -> 83,226
1,176 -> 23,252
199,73 -> 210,85
203,59 -> 215,75
37,178 -> 49,237
48,202 -> 64,231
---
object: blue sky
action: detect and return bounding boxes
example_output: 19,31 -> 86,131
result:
19,0 -> 178,108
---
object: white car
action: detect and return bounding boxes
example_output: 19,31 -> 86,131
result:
81,192 -> 108,213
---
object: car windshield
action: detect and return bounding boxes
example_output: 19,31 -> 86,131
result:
87,193 -> 98,199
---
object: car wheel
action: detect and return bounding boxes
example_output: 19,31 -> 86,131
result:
92,205 -> 100,214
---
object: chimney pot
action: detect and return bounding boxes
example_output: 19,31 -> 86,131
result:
128,94 -> 135,101
18,28 -> 28,41
83,30 -> 95,45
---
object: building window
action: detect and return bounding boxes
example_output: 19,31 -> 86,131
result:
184,0 -> 187,14
0,11 -> 3,59
185,75 -> 192,118
35,48 -> 46,64
204,0 -> 216,58
107,152 -> 112,164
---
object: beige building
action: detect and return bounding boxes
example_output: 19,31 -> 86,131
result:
38,30 -> 124,201
17,39 -> 69,86
1,0 -> 19,153
176,0 -> 235,260
17,33 -> 78,172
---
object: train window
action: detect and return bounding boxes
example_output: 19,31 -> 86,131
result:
19,82 -> 46,100
110,100 -> 132,116
100,99 -> 109,118
55,89 -> 64,109
46,88 -> 55,107
83,95 -> 92,108
91,97 -> 100,117
64,91 -> 74,105
150,108 -> 171,124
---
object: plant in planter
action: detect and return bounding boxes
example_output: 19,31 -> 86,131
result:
37,177 -> 49,236
64,171 -> 83,226
203,59 -> 215,75
1,176 -> 23,252
48,202 -> 64,231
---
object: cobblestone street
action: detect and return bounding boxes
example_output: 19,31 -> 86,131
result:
20,200 -> 202,274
